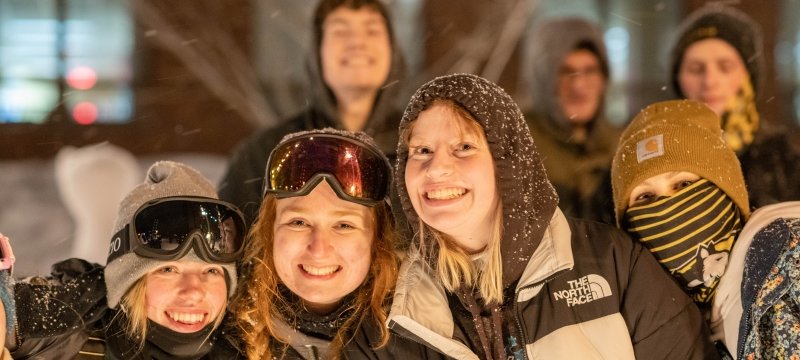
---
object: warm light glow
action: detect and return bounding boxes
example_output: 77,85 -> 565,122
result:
66,66 -> 98,90
72,102 -> 98,125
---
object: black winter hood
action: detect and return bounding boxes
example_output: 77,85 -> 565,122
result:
395,73 -> 559,290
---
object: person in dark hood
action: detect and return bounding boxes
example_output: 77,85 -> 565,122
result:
669,3 -> 800,209
219,0 -> 406,225
388,73 -> 717,359
2,161 -> 245,359
522,17 -> 621,224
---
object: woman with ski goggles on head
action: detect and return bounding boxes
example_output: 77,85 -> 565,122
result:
232,128 -> 443,360
2,161 -> 247,359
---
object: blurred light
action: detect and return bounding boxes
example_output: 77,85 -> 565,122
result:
72,101 -> 97,124
66,66 -> 97,90
774,41 -> 792,66
604,26 -> 630,62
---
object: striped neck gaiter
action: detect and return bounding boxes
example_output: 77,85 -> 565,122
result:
623,179 -> 743,303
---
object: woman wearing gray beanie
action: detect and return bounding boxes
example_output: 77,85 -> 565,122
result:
2,161 -> 246,359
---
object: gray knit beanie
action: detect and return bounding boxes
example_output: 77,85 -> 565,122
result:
104,161 -> 238,308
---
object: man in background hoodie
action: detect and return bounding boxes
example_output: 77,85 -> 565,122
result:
219,0 -> 406,225
523,17 -> 620,224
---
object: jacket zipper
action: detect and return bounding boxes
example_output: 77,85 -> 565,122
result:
303,345 -> 319,360
512,269 -> 569,360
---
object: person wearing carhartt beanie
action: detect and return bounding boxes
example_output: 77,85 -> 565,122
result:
104,161 -> 238,309
612,99 -> 750,224
612,99 -> 756,356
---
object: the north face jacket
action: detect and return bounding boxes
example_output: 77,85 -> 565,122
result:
388,209 -> 716,359
391,74 -> 716,360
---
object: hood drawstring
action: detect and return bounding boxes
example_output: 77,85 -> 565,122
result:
456,287 -> 506,360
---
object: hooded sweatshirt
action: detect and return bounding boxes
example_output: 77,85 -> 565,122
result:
389,73 -> 716,360
523,17 -> 620,223
219,2 -> 407,224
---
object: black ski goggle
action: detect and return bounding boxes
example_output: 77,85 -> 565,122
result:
108,197 -> 246,264
264,133 -> 391,206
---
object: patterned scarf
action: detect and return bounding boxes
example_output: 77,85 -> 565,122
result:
721,78 -> 759,153
623,179 -> 743,303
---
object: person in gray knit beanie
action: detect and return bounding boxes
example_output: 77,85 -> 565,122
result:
5,160 -> 246,359
105,160 -> 239,309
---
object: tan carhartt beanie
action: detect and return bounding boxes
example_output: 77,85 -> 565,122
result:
611,100 -> 750,225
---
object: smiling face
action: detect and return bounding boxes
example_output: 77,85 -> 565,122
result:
273,181 -> 373,315
557,49 -> 605,125
628,171 -> 701,207
678,38 -> 748,116
145,260 -> 228,333
404,103 -> 499,253
320,6 -> 391,99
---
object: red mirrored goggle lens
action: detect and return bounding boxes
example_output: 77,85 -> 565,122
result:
133,199 -> 245,260
266,135 -> 390,203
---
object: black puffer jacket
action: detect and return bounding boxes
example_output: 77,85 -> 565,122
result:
265,316 -> 447,360
8,259 -> 242,360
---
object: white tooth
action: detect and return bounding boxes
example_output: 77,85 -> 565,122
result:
302,264 -> 338,276
427,188 -> 465,200
168,312 -> 205,324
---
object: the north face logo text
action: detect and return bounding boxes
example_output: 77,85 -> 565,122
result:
552,274 -> 612,307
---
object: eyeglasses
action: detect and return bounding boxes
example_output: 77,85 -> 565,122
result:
264,133 -> 391,206
108,197 -> 246,264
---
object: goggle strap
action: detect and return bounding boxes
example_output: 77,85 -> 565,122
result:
108,225 -> 132,264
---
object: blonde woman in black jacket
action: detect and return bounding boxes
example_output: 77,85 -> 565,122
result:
388,73 -> 718,359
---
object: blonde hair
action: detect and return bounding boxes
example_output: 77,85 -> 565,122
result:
120,272 -> 228,351
401,99 -> 505,304
233,195 -> 399,360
